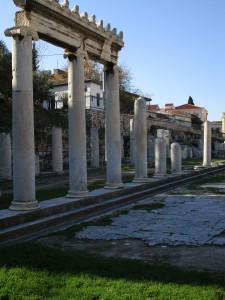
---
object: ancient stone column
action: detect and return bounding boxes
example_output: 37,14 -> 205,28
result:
154,138 -> 167,177
0,133 -> 12,178
157,129 -> 170,158
222,113 -> 225,138
147,136 -> 155,163
66,50 -> 89,197
129,118 -> 135,164
52,126 -> 63,173
90,128 -> 99,168
198,139 -> 203,157
171,142 -> 182,175
104,65 -> 123,188
203,120 -> 212,167
6,30 -> 39,210
214,141 -> 219,155
133,97 -> 149,182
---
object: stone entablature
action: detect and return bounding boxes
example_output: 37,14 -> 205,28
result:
10,0 -> 124,64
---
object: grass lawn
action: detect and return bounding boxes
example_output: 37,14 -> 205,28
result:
188,171 -> 225,190
0,242 -> 224,300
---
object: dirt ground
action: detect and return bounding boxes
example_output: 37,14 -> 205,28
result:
37,184 -> 225,277
37,235 -> 225,277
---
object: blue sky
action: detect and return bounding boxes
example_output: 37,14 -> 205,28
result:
1,0 -> 225,121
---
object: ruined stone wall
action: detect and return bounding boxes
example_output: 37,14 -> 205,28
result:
34,109 -> 204,167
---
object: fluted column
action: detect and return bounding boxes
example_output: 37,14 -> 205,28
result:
65,50 -> 89,197
133,97 -> 149,182
6,29 -> 39,210
203,120 -> 211,167
104,64 -> 123,189
52,126 -> 63,173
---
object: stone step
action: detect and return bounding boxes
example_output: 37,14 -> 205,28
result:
1,165 -> 225,246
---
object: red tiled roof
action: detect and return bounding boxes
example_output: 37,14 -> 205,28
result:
175,104 -> 203,110
147,104 -> 160,110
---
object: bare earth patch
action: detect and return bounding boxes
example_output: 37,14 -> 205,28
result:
37,235 -> 225,275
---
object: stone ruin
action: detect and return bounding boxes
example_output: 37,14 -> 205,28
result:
5,0 -> 124,210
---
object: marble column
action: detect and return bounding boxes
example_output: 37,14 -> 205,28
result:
66,50 -> 89,197
203,120 -> 211,167
147,136 -> 155,163
7,31 -> 39,210
129,118 -> 135,164
90,128 -> 99,168
171,142 -> 182,175
0,133 -> 12,178
104,65 -> 123,189
133,97 -> 149,182
222,113 -> 225,138
157,129 -> 170,158
52,126 -> 63,173
154,138 -> 167,177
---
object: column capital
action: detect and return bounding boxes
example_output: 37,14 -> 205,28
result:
4,26 -> 39,41
64,47 -> 88,60
104,63 -> 121,74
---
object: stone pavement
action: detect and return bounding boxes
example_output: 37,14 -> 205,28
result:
76,188 -> 225,246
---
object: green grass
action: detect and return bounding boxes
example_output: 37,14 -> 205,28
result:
0,242 -> 224,300
187,172 -> 225,190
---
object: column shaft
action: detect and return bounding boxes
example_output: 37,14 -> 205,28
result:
133,97 -> 149,182
52,126 -> 63,173
90,128 -> 99,168
203,121 -> 211,167
129,118 -> 135,164
67,55 -> 88,197
10,35 -> 38,210
171,142 -> 182,175
104,65 -> 123,188
154,138 -> 167,177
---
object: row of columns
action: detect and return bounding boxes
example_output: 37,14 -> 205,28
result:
7,30 -> 122,210
3,29 -> 221,210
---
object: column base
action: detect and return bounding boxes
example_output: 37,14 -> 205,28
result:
203,164 -> 211,168
132,177 -> 150,183
194,165 -> 205,171
66,190 -> 89,198
104,182 -> 123,189
9,200 -> 40,211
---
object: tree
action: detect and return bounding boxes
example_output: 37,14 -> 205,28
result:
188,96 -> 195,105
84,60 -> 102,82
0,40 -> 12,101
33,70 -> 53,105
32,42 -> 53,106
32,42 -> 39,72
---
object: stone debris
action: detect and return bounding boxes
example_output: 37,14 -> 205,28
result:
76,195 -> 225,246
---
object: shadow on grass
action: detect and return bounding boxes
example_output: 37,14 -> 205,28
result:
0,242 -> 224,288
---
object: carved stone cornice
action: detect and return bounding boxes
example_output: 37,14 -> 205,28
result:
64,47 -> 88,60
12,0 -> 124,64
